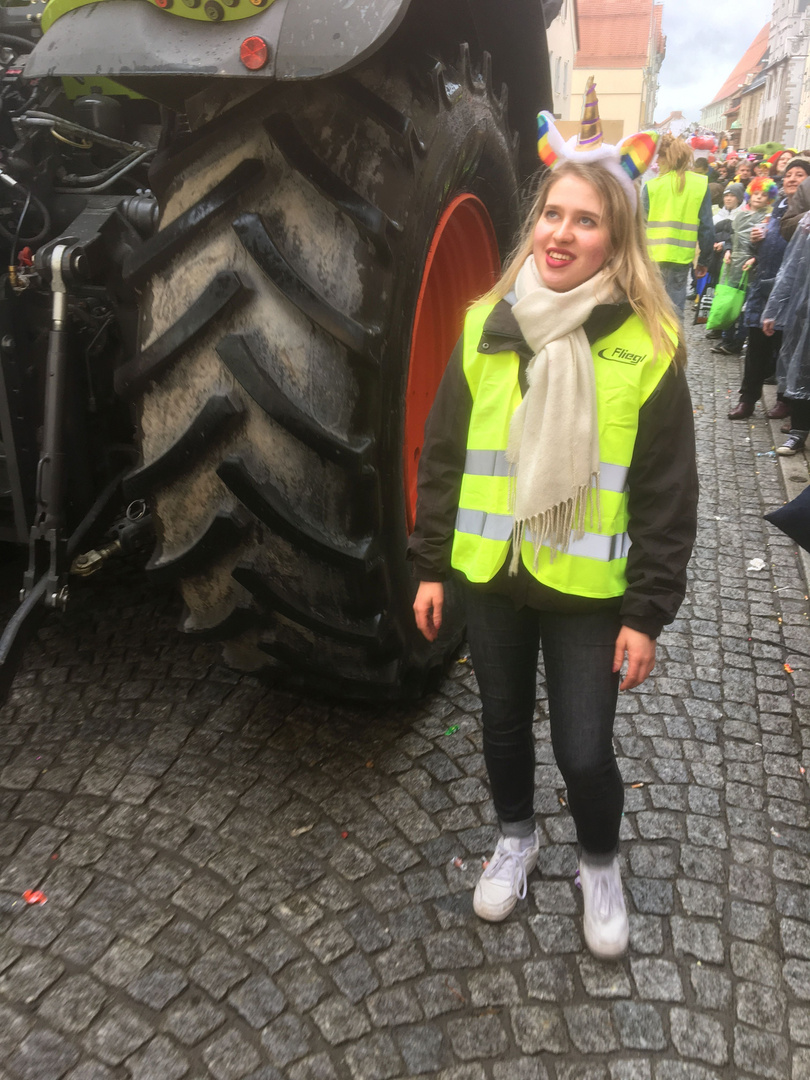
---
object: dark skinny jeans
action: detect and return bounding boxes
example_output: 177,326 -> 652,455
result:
464,588 -> 624,858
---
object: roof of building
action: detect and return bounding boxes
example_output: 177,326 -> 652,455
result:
575,0 -> 665,70
708,24 -> 769,106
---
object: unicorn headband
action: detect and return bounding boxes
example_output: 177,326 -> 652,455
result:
536,77 -> 659,208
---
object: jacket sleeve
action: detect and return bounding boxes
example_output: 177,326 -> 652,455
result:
781,177 -> 810,242
697,187 -> 715,266
620,345 -> 698,638
406,335 -> 472,581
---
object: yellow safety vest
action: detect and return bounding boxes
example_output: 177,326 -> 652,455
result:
645,171 -> 708,264
450,302 -> 673,597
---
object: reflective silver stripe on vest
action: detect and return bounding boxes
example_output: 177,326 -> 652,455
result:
463,453 -> 628,492
464,449 -> 512,477
599,462 -> 629,493
455,508 -> 630,560
646,237 -> 697,249
455,508 -> 513,541
646,220 -> 699,233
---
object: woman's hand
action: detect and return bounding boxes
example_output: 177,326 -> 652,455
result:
742,257 -> 756,272
762,318 -> 776,337
714,241 -> 723,251
613,626 -> 656,691
413,581 -> 444,641
723,250 -> 731,264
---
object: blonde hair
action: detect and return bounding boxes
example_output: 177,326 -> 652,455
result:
657,134 -> 694,193
479,161 -> 680,365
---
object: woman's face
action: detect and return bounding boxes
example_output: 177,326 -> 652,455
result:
777,151 -> 793,173
532,176 -> 611,293
783,165 -> 808,196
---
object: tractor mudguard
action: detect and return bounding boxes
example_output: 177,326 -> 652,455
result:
24,0 -> 413,81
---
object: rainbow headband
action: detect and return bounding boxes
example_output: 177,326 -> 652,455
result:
536,77 -> 659,208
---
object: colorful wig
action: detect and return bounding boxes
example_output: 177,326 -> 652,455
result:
746,177 -> 778,201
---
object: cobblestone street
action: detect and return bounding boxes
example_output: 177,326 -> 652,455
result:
1,321 -> 810,1080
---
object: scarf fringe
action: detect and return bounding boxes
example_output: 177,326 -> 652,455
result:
508,475 -> 600,577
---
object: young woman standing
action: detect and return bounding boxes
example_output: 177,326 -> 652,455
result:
408,99 -> 698,959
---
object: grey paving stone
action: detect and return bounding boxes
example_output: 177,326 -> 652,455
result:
564,1005 -> 619,1052
626,878 -> 674,914
690,966 -> 732,1012
7,1028 -> 81,1080
523,958 -> 575,1001
612,1002 -> 667,1050
528,914 -> 582,953
735,981 -> 786,1032
311,996 -> 371,1046
469,968 -> 521,1006
493,1059 -> 549,1080
201,1028 -> 261,1080
414,974 -> 467,1018
330,952 -> 379,1005
475,922 -> 532,962
342,1033 -> 404,1080
37,975 -> 107,1034
608,1063 -> 651,1080
127,1035 -> 189,1080
396,1025 -> 446,1076
163,990 -> 226,1046
260,1014 -> 313,1068
0,952 -> 65,1005
366,985 -> 423,1027
82,1004 -> 152,1065
630,958 -> 685,1002
447,1014 -> 509,1059
127,961 -> 188,1010
227,974 -> 285,1028
730,943 -> 782,987
670,1008 -> 728,1066
287,1054 -> 337,1080
577,956 -> 632,998
423,930 -> 483,970
509,1005 -> 570,1054
733,1025 -> 789,1080
671,918 -> 724,964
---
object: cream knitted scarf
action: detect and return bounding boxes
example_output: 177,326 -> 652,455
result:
507,255 -> 610,574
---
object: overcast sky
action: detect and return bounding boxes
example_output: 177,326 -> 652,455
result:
655,0 -> 772,124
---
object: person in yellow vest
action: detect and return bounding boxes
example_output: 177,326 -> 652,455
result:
643,134 -> 715,314
408,96 -> 698,959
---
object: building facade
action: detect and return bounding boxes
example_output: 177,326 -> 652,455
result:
570,0 -> 665,138
546,0 -> 580,119
758,0 -> 808,146
699,24 -> 770,139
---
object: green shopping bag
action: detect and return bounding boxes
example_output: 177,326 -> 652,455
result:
705,266 -> 749,331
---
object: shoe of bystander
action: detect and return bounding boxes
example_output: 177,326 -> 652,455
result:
777,433 -> 807,456
579,856 -> 629,959
474,831 -> 540,922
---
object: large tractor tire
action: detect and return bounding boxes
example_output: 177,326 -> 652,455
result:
122,45 -> 520,700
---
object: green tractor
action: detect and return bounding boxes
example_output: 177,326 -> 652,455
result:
0,0 -> 553,699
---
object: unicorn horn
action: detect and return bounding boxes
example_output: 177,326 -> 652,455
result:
576,77 -> 603,152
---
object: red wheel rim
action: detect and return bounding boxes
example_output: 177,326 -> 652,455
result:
404,194 -> 501,533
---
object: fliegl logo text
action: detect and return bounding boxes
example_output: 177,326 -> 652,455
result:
597,346 -> 647,365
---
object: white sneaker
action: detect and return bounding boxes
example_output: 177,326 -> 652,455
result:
473,831 -> 540,922
579,855 -> 629,959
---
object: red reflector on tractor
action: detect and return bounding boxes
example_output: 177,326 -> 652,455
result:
240,36 -> 268,70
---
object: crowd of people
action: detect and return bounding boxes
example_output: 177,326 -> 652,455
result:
647,136 -> 810,456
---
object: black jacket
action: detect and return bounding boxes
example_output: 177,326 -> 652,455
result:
407,299 -> 699,639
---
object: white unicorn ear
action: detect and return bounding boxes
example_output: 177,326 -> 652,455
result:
536,111 -> 568,167
618,131 -> 660,181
